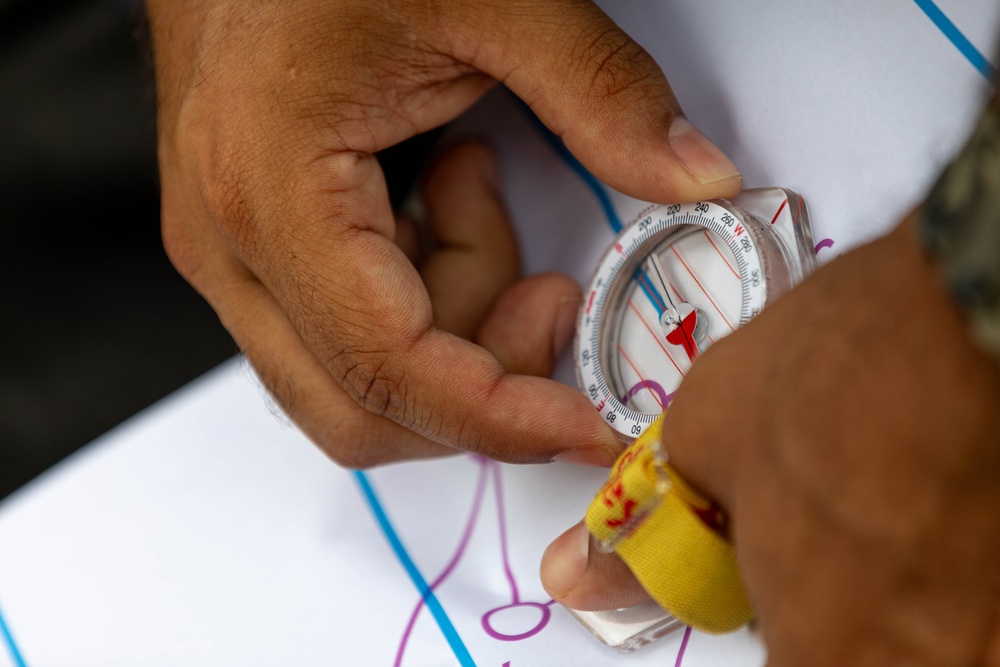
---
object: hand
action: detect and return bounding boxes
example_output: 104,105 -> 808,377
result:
147,0 -> 742,467
541,215 -> 1000,665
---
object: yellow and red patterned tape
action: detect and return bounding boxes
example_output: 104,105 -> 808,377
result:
584,415 -> 754,633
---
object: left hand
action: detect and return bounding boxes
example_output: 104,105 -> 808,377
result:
541,214 -> 1000,666
149,0 -> 742,469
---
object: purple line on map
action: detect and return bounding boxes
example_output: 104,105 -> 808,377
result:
674,626 -> 693,667
394,460 -> 490,667
481,464 -> 553,642
394,458 -> 556,662
492,464 -> 520,604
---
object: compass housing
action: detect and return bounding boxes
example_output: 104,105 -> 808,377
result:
575,188 -> 817,442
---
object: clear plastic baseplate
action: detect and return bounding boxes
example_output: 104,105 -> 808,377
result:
567,188 -> 815,652
567,601 -> 685,652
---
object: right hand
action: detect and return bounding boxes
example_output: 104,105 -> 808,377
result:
541,217 -> 1000,665
147,0 -> 743,468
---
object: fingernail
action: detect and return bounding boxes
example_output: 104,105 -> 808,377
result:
667,117 -> 741,186
552,447 -> 618,468
552,298 -> 578,358
541,523 -> 591,598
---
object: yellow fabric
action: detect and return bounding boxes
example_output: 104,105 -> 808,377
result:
585,416 -> 754,633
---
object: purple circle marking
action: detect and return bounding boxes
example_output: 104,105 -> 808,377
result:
623,379 -> 674,409
481,602 -> 552,641
814,238 -> 835,254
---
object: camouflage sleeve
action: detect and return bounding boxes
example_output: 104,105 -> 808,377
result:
920,89 -> 1000,362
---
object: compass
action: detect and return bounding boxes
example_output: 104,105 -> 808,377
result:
575,188 -> 817,440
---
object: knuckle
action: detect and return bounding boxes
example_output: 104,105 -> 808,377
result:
573,26 -> 662,102
199,149 -> 260,253
335,346 -> 408,420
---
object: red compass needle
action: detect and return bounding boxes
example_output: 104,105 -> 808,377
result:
665,309 -> 700,363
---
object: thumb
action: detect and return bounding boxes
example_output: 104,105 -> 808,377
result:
447,0 -> 742,202
540,521 -> 652,611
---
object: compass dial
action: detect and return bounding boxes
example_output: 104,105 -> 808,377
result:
576,199 -> 789,439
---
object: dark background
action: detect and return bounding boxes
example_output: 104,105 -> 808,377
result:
0,0 -> 235,500
0,0 -> 436,500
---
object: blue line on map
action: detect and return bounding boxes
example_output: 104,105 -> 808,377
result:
353,471 -> 476,667
513,98 -> 624,233
512,96 -> 674,319
914,0 -> 996,81
0,600 -> 27,667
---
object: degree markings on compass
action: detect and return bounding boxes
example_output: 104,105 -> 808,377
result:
740,277 -> 752,319
593,368 -> 613,397
702,230 -> 741,280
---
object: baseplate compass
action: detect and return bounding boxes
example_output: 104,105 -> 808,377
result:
575,188 -> 817,443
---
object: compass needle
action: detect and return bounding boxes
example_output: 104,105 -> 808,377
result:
648,253 -> 702,360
